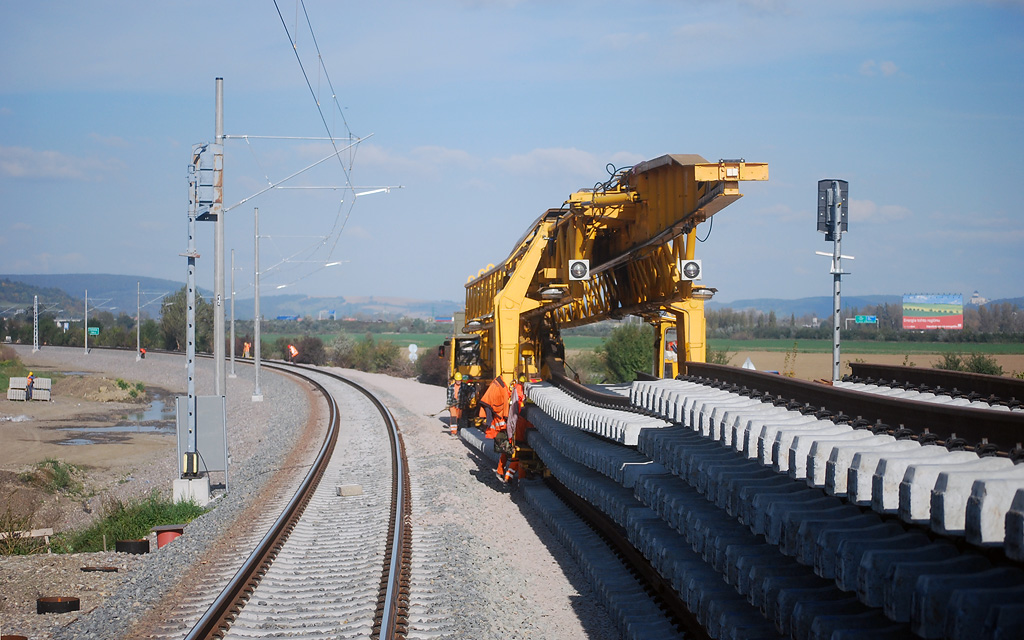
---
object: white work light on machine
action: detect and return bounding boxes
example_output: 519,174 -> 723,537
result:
679,259 -> 702,281
568,259 -> 590,281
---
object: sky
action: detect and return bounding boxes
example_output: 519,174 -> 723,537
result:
1,0 -> 1022,307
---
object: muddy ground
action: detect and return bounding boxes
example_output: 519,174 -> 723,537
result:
1,370 -> 180,536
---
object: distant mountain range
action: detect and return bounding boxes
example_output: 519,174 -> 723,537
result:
0,274 -> 461,321
1,274 -> 1019,321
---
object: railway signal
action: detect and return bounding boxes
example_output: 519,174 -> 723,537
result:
817,179 -> 851,383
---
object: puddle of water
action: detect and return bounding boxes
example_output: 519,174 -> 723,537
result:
59,424 -> 171,434
59,438 -> 97,446
125,392 -> 176,424
57,391 -> 177,445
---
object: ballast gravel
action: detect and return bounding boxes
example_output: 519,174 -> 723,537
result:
3,348 -> 622,640
2,347 -> 309,640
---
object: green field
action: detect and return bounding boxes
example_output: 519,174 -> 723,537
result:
256,333 -> 1022,356
707,339 -> 1024,355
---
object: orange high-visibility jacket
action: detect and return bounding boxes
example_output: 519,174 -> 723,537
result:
480,377 -> 510,419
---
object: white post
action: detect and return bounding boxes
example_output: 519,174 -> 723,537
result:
213,77 -> 226,396
252,207 -> 263,402
32,295 -> 39,352
136,281 -> 142,360
229,248 -> 237,378
84,289 -> 89,354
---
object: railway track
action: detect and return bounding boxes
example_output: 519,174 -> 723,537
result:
148,364 -> 411,640
508,370 -> 1024,640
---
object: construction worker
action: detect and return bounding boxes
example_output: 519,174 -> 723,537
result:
287,344 -> 299,362
446,373 -> 463,436
139,347 -> 146,359
243,341 -> 251,358
25,371 -> 35,401
478,375 -> 509,439
496,375 -> 528,482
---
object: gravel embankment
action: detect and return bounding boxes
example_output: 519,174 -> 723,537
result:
4,348 -> 623,640
334,368 -> 622,640
2,346 -> 310,640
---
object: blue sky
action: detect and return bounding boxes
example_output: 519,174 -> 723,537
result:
1,0 -> 1022,306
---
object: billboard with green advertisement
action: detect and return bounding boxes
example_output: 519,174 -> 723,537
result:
902,293 -> 963,330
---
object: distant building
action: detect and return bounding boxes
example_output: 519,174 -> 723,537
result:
969,290 -> 988,306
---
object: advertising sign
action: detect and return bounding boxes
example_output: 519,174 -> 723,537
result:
902,293 -> 963,330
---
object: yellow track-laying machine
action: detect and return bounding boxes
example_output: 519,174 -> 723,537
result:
441,154 -> 767,479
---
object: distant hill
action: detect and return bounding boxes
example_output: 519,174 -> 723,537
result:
985,296 -> 1024,309
0,278 -> 81,317
707,295 -> 904,318
0,274 -> 206,319
227,294 -> 461,321
2,274 -> 1016,322
0,274 -> 460,321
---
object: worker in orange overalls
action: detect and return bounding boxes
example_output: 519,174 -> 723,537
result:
496,375 -> 529,483
25,371 -> 35,401
446,372 -> 463,436
478,375 -> 509,439
243,341 -> 251,358
287,344 -> 299,362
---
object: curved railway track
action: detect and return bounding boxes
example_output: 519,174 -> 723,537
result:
180,363 -> 411,640
515,368 -> 1024,639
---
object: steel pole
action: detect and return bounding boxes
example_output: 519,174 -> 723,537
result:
84,289 -> 88,354
253,208 -> 263,402
830,181 -> 842,383
136,281 -> 142,360
186,185 -> 199,467
229,248 -> 236,378
32,295 -> 38,352
213,77 -> 226,396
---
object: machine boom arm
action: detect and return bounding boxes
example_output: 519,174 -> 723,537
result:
463,154 -> 767,384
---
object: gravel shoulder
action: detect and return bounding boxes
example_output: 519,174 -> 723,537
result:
333,367 -> 621,640
2,349 -> 619,640
1,346 -> 310,640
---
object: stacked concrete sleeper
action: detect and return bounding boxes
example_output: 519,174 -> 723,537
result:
524,381 -> 1024,640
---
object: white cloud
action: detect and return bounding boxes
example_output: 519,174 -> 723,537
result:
490,147 -> 644,178
355,144 -> 479,175
859,59 -> 900,76
850,199 -> 911,222
0,145 -> 120,180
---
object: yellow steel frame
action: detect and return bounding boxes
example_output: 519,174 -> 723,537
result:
464,154 -> 767,384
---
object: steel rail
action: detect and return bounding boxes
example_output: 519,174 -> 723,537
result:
848,362 -> 1024,405
76,348 -> 410,638
682,362 -> 1024,453
283,363 -> 411,639
183,363 -> 339,640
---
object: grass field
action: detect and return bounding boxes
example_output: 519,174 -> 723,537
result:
259,332 -> 1021,356
708,339 -> 1024,355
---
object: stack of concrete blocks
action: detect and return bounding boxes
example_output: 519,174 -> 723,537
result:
7,376 -> 51,401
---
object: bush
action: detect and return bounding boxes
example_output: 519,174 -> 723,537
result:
296,336 -> 327,365
601,323 -> 654,383
52,490 -> 207,554
934,352 -> 1004,376
19,459 -> 84,495
416,347 -> 448,386
566,349 -> 610,384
